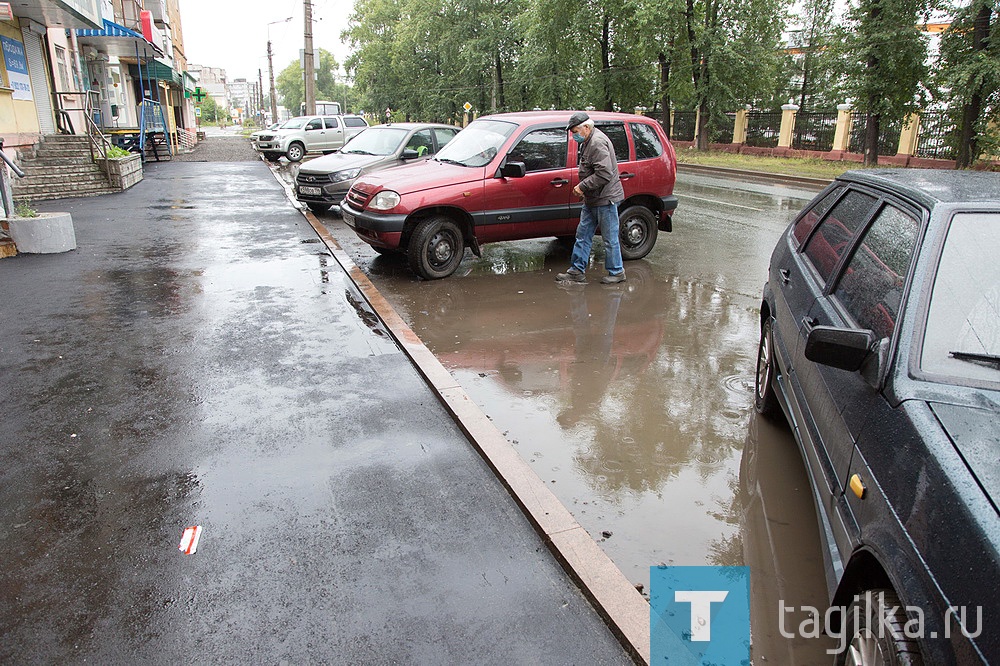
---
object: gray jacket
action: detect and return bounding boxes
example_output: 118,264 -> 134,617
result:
577,128 -> 624,207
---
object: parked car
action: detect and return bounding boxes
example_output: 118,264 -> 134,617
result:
295,122 -> 460,213
250,122 -> 281,151
754,169 -> 999,665
339,110 -> 678,279
257,114 -> 369,162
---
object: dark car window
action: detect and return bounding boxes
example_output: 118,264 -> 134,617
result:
306,118 -> 324,131
405,129 -> 434,156
833,204 -> 919,339
922,212 -> 1000,384
323,117 -> 340,129
507,128 -> 567,173
595,122 -> 629,162
803,190 -> 877,284
344,117 -> 367,128
793,186 -> 844,247
433,127 -> 459,149
630,122 -> 663,159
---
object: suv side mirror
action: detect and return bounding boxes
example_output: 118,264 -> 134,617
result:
401,148 -> 420,160
805,326 -> 878,372
499,161 -> 526,178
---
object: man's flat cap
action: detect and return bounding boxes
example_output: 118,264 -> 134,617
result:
566,111 -> 590,131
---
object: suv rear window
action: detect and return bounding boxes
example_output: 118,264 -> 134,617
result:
803,190 -> 877,284
324,117 -> 340,129
596,122 -> 629,162
630,122 -> 663,159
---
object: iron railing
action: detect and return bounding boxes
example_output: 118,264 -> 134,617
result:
745,112 -> 782,148
792,112 -> 838,152
672,111 -> 697,141
848,114 -> 902,157
915,112 -> 958,160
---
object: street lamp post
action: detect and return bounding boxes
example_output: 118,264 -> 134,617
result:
267,17 -> 293,124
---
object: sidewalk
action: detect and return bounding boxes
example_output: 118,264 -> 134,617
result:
0,160 -> 638,663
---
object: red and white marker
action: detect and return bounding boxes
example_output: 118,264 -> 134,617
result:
179,525 -> 202,555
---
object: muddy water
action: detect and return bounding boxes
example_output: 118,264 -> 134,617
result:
317,170 -> 837,661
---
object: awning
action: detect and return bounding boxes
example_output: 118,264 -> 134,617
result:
76,19 -> 163,59
128,60 -> 184,88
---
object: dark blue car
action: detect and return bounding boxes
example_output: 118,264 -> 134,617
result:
754,169 -> 999,665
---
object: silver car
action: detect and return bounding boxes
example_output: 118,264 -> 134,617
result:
294,122 -> 459,213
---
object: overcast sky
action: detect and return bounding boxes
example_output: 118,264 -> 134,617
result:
176,0 -> 356,82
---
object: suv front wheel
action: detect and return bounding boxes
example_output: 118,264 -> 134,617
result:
286,142 -> 306,162
408,216 -> 465,280
619,205 -> 658,260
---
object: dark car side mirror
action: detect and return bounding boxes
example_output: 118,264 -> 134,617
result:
498,160 -> 526,179
805,326 -> 878,372
401,148 -> 420,160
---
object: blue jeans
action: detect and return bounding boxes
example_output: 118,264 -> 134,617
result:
570,202 -> 624,275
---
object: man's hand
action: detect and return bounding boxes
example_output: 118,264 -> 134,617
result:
573,185 -> 584,197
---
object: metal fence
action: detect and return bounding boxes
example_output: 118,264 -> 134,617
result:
915,112 -> 958,160
745,111 -> 782,148
848,114 -> 902,157
672,111 -> 697,141
792,112 -> 838,152
708,112 -> 736,144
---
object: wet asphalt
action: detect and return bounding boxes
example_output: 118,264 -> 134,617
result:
0,147 -> 632,663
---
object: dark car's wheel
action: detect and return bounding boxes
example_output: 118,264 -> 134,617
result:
837,589 -> 923,666
618,205 -> 658,260
306,202 -> 331,213
408,217 -> 465,280
754,317 -> 782,420
286,143 -> 305,162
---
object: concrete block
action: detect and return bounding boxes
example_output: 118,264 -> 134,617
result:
8,212 -> 76,253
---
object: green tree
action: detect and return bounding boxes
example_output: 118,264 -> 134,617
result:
276,49 -> 355,115
200,95 -> 219,123
938,0 -> 999,168
837,0 -> 932,165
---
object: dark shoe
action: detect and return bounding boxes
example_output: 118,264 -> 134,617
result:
556,269 -> 586,283
600,272 -> 626,284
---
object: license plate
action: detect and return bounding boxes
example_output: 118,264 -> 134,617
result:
342,212 -> 355,227
299,186 -> 322,196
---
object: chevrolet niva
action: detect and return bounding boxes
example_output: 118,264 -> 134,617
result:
339,110 -> 678,279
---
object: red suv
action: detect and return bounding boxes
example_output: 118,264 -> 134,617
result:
340,111 -> 678,279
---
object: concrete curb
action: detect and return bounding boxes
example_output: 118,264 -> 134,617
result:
677,161 -> 833,190
267,162 -> 650,664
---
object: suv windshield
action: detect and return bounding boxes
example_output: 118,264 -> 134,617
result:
921,212 -> 1000,385
342,127 -> 408,156
282,117 -> 308,129
434,119 -> 516,167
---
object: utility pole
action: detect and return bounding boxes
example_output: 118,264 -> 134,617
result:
303,0 -> 316,116
258,68 -> 264,124
267,40 -> 278,123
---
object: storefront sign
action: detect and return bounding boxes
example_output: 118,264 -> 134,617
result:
1,36 -> 32,100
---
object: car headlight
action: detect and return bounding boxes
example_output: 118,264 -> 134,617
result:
331,168 -> 362,183
369,190 -> 400,211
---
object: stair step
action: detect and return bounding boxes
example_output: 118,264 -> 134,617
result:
22,164 -> 104,175
12,185 -> 119,200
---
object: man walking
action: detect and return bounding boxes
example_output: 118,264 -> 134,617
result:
557,112 -> 626,284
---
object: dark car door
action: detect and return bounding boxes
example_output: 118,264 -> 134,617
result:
799,198 -> 921,554
482,126 -> 574,241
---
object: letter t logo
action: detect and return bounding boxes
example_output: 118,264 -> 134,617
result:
674,590 -> 729,641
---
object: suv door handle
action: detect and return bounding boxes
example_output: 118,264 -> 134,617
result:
620,172 -> 636,180
550,178 -> 569,186
801,316 -> 817,333
779,268 -> 791,283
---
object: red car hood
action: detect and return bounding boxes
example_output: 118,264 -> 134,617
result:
351,159 -> 486,197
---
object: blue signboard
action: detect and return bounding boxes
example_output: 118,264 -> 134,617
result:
1,35 -> 33,100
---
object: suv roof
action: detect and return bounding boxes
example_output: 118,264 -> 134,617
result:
475,110 -> 662,126
840,169 -> 1000,205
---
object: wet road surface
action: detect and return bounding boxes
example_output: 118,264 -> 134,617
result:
299,165 -> 839,662
0,161 -> 633,664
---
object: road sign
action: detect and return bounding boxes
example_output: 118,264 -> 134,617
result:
463,102 -> 472,112
195,107 -> 202,117
192,87 -> 207,103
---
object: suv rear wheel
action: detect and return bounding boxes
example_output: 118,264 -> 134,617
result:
408,216 -> 465,280
286,142 -> 306,162
619,205 -> 657,260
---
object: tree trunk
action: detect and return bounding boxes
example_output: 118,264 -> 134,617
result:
695,0 -> 718,150
495,51 -> 505,112
658,52 -> 671,137
955,3 -> 991,169
601,16 -> 613,111
864,111 -> 880,167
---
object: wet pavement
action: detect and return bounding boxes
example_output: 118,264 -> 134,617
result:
0,161 -> 634,663
291,164 -> 837,662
